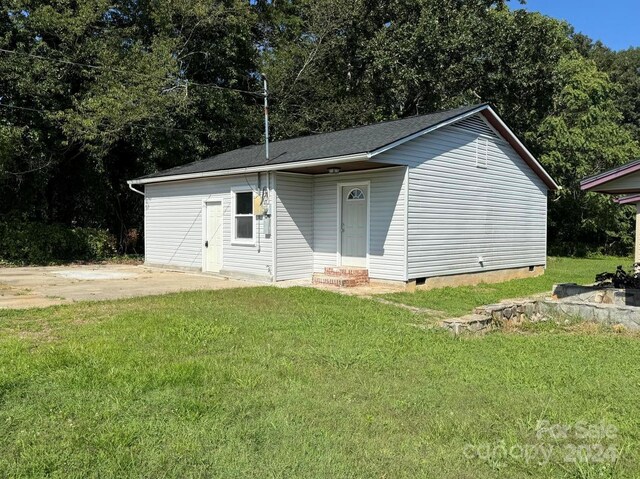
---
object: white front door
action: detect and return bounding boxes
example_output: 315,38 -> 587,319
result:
205,201 -> 223,272
340,185 -> 368,267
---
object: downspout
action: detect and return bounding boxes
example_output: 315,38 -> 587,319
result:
127,180 -> 145,263
127,181 -> 145,196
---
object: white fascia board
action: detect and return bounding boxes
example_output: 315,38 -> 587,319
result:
369,104 -> 559,191
482,107 -> 559,190
128,153 -> 369,185
368,104 -> 489,157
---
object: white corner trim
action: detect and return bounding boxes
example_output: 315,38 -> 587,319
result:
403,166 -> 409,282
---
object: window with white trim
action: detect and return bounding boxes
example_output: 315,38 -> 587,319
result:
347,188 -> 365,200
234,192 -> 254,241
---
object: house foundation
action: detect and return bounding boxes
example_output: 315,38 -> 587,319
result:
411,265 -> 545,291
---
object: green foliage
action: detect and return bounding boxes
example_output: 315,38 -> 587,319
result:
0,0 -> 261,252
576,38 -> 640,143
0,0 -> 638,258
0,220 -> 116,264
530,53 -> 640,255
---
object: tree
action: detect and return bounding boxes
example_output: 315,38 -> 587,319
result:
532,53 -> 640,254
259,1 -> 567,140
0,0 -> 262,250
1,0 -> 638,260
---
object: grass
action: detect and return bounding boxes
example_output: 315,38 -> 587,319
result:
383,256 -> 632,317
0,258 -> 639,477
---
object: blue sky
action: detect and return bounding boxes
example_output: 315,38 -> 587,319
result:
518,0 -> 639,50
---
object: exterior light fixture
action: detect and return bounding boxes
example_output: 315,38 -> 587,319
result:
328,167 -> 341,174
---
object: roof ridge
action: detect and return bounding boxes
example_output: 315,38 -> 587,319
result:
277,103 -> 487,140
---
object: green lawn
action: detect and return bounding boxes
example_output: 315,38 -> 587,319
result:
0,258 -> 639,478
384,256 -> 633,316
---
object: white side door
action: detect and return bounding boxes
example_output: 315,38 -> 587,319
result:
340,185 -> 368,267
204,201 -> 223,272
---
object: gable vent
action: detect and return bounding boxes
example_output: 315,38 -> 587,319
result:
455,115 -> 498,139
475,138 -> 489,168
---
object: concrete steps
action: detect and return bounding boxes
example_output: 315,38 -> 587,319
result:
312,267 -> 369,287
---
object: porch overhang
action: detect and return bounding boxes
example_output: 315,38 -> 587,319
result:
280,159 -> 399,175
616,194 -> 640,205
580,159 -> 640,195
128,153 -> 371,185
581,159 -> 640,262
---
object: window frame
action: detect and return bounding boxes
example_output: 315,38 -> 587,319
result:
347,188 -> 366,201
231,189 -> 256,245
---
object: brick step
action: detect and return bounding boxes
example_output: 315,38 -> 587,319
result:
312,273 -> 370,288
323,267 -> 369,278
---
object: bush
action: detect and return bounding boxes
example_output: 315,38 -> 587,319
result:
0,221 -> 117,265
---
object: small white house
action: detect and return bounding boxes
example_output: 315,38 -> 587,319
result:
128,104 -> 558,287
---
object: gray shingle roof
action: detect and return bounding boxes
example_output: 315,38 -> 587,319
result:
137,104 -> 486,181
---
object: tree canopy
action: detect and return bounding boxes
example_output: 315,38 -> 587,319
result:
1,0 -> 638,256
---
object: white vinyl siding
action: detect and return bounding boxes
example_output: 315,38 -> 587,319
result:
142,112 -> 548,283
374,113 -> 548,279
312,167 -> 407,281
453,115 -> 500,138
274,173 -> 314,280
144,174 -> 272,278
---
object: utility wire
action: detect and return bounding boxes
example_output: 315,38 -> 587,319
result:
0,103 -> 44,113
130,123 -> 213,135
0,103 -> 215,136
0,48 -> 265,97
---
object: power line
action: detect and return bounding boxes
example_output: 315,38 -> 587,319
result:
0,48 -> 265,97
0,103 -> 215,136
0,103 -> 43,113
129,123 -> 213,135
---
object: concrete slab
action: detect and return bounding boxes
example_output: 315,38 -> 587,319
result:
0,264 -> 260,309
52,270 -> 138,280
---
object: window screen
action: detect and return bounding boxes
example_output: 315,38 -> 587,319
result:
234,192 -> 253,240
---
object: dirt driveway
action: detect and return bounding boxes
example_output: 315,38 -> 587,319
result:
0,264 -> 260,309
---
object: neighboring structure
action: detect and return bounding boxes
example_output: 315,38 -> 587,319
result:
581,160 -> 640,262
128,104 -> 558,288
